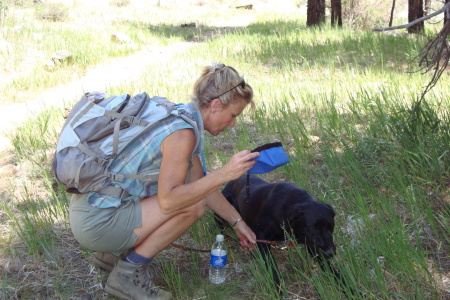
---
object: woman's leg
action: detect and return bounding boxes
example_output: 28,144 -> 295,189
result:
132,194 -> 206,258
105,196 -> 204,300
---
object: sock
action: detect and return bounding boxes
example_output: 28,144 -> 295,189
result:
124,249 -> 153,264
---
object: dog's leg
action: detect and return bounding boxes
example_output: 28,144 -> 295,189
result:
257,242 -> 283,294
316,256 -> 341,280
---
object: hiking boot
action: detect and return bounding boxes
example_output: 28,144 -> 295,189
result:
104,259 -> 172,300
92,252 -> 120,273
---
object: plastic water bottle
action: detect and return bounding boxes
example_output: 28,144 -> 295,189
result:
209,234 -> 227,284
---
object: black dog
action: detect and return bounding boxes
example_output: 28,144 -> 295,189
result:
220,175 -> 337,290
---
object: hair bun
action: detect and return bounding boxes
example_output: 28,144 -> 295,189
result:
209,62 -> 225,74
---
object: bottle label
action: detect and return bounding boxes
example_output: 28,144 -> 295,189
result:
210,251 -> 227,267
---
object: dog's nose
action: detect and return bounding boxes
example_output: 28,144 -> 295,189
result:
321,245 -> 336,258
324,248 -> 335,257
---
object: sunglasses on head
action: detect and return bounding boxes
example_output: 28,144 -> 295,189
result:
210,78 -> 246,101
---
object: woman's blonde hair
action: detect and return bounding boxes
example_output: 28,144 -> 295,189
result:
191,62 -> 254,110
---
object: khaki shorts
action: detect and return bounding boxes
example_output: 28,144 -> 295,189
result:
69,193 -> 142,256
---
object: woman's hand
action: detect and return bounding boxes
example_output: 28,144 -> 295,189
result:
219,150 -> 259,182
234,220 -> 256,250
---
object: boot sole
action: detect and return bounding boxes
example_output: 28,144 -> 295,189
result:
92,256 -> 115,273
104,282 -> 132,300
105,281 -> 173,300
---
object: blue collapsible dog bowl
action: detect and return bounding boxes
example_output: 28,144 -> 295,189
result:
247,142 -> 290,174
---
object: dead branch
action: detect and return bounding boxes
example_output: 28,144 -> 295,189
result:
372,2 -> 450,32
416,20 -> 450,100
389,0 -> 396,27
372,3 -> 450,101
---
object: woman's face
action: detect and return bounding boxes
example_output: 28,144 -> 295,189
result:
205,98 -> 247,136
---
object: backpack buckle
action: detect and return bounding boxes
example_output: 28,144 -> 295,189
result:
171,109 -> 180,116
109,173 -> 125,182
98,158 -> 109,166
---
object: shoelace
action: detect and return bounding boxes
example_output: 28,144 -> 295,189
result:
133,264 -> 160,295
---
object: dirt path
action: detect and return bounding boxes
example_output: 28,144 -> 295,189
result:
0,14 -> 258,153
0,0 -> 305,153
0,42 -> 197,152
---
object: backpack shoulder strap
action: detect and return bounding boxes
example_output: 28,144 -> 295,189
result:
172,108 -> 201,162
103,99 -> 202,197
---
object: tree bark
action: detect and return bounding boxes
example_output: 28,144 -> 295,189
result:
307,0 -> 326,26
424,0 -> 430,16
331,0 -> 343,27
408,0 -> 424,33
446,0 -> 450,25
389,0 -> 396,27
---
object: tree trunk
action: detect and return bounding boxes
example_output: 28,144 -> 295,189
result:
424,0 -> 430,16
446,0 -> 450,26
408,0 -> 424,33
307,0 -> 326,26
389,0 -> 396,27
331,0 -> 343,27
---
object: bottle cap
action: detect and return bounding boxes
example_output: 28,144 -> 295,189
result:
216,234 -> 224,242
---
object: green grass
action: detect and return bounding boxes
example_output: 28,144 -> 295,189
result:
1,3 -> 449,300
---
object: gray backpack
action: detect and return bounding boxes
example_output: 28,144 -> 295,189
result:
52,91 -> 200,199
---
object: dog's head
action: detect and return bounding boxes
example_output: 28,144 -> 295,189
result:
287,200 -> 336,259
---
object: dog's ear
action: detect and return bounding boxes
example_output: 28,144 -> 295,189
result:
286,203 -> 306,226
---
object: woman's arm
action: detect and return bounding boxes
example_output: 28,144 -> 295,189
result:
157,128 -> 258,215
188,148 -> 256,249
205,189 -> 256,248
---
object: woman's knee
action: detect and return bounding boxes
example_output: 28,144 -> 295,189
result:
184,199 -> 206,220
